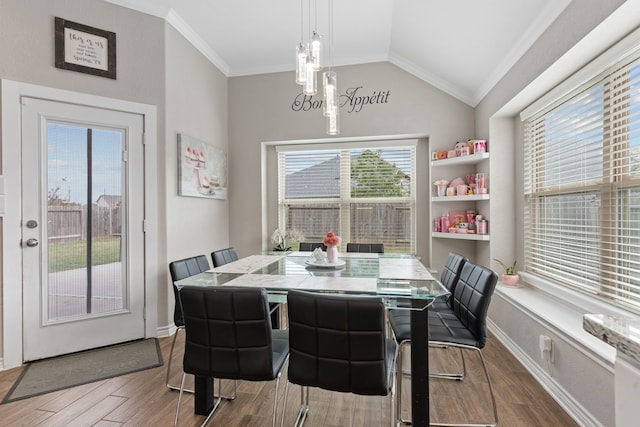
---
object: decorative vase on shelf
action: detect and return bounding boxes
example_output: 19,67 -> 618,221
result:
326,245 -> 338,263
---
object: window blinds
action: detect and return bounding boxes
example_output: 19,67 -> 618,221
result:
523,52 -> 640,312
277,145 -> 416,253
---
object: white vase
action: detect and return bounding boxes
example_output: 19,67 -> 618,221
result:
326,245 -> 338,263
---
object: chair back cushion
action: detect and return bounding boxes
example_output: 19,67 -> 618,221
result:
179,286 -> 285,381
211,247 -> 239,267
287,290 -> 395,396
438,252 -> 467,310
168,255 -> 210,326
345,243 -> 385,253
299,242 -> 327,251
450,262 -> 498,348
440,252 -> 467,292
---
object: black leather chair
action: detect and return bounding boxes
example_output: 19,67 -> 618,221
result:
167,255 -> 211,392
346,242 -> 385,253
387,252 -> 467,422
282,290 -> 397,427
388,251 -> 466,328
175,286 -> 289,427
211,246 -> 280,326
390,261 -> 499,427
211,247 -> 239,267
298,242 -> 326,251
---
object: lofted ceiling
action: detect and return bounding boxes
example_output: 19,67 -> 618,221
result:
104,0 -> 571,106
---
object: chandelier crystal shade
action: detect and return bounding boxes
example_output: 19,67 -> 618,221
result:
303,54 -> 317,95
311,31 -> 322,70
322,70 -> 337,117
295,0 -> 339,135
295,43 -> 307,85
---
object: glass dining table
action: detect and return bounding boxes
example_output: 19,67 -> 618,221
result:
175,251 -> 449,426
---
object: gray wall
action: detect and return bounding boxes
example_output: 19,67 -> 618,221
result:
0,0 -> 168,357
163,24 -> 229,328
0,0 -> 165,108
228,61 -> 475,267
0,1 -> 633,423
474,1 -> 629,425
0,0 -> 230,345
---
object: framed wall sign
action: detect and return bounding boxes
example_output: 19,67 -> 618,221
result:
55,17 -> 116,79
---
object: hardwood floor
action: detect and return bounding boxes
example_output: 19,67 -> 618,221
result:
0,332 -> 579,426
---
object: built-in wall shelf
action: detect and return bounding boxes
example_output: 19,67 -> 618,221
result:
429,149 -> 490,266
431,152 -> 489,167
432,194 -> 490,202
432,232 -> 490,241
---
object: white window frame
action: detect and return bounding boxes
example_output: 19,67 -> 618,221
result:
521,43 -> 640,314
275,139 -> 417,253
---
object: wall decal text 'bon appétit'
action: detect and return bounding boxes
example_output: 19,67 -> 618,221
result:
292,86 -> 391,113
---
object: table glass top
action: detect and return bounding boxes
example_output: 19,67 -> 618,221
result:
176,253 -> 448,309
253,256 -> 381,277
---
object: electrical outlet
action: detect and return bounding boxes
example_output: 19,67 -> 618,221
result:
539,335 -> 553,362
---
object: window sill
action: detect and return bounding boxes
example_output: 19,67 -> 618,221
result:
494,272 -> 624,366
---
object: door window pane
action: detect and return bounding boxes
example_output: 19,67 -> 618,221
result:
47,123 -> 124,320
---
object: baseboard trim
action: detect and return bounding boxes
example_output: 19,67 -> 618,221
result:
156,323 -> 177,338
489,319 -> 604,427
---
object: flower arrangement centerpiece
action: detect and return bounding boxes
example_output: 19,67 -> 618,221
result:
323,231 -> 341,263
272,228 -> 303,252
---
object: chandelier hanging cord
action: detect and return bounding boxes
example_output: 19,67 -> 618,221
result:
329,0 -> 333,71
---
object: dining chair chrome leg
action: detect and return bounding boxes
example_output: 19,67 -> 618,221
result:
428,346 -> 466,381
396,344 -> 477,425
167,328 -> 234,396
282,382 -> 310,427
167,331 -> 237,400
400,345 -> 466,381
272,371 -> 283,427
169,376 -> 237,401
174,373 -> 186,427
391,343 -> 398,427
173,373 -> 223,427
427,343 -> 498,427
294,386 -> 310,427
395,339 -> 411,425
280,381 -> 289,427
166,326 -> 184,391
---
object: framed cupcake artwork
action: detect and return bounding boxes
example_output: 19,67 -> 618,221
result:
178,133 -> 228,200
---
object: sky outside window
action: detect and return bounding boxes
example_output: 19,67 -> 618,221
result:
47,123 -> 122,205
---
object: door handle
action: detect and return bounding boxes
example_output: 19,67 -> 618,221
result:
25,238 -> 39,247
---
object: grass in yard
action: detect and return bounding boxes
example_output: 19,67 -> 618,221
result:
48,236 -> 121,272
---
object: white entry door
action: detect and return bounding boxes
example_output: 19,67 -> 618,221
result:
21,97 -> 145,361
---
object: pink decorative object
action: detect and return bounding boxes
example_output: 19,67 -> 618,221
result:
449,177 -> 465,188
323,232 -> 341,263
326,245 -> 338,263
502,274 -> 519,287
323,231 -> 340,246
472,140 -> 487,153
454,141 -> 467,156
457,185 -> 468,196
476,173 -> 487,194
478,220 -> 488,235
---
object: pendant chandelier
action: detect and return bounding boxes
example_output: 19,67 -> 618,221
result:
295,0 -> 339,135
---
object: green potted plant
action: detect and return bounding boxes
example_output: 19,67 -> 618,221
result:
493,258 -> 519,286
